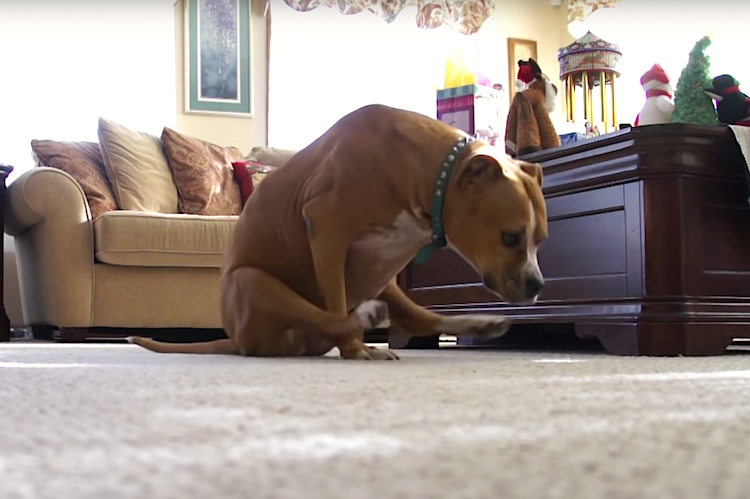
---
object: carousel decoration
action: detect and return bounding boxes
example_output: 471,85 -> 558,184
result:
557,31 -> 622,132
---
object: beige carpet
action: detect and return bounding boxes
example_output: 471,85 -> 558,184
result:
2,342 -> 750,499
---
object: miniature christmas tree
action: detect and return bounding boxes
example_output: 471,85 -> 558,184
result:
671,35 -> 719,126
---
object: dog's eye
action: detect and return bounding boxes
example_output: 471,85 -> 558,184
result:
501,231 -> 523,248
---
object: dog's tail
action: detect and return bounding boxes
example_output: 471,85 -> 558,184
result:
126,336 -> 240,355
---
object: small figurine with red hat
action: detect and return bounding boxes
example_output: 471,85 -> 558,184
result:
704,74 -> 750,126
513,58 -> 557,113
515,60 -> 535,92
505,58 -> 560,157
634,64 -> 674,127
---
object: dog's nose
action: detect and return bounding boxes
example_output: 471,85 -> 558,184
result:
525,276 -> 545,297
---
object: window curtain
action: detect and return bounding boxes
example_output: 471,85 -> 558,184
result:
567,0 -> 620,24
268,1 -> 500,150
0,1 -> 177,183
566,0 -> 620,38
281,0 -> 493,35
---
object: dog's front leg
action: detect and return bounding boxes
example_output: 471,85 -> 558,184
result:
379,280 -> 512,344
302,200 -> 349,316
303,200 -> 397,360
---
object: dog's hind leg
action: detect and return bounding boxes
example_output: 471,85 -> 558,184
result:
223,267 -> 399,360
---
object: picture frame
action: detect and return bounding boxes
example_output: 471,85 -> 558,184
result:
184,0 -> 253,117
507,38 -> 538,102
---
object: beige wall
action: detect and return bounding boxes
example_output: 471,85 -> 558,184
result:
173,0 -> 268,153
492,0 -> 572,115
171,0 -> 570,149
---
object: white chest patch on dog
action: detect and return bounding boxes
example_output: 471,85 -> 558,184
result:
345,210 -> 431,308
351,210 -> 431,266
384,210 -> 432,258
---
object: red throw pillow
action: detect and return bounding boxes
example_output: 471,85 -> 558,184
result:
232,161 -> 277,207
231,162 -> 254,206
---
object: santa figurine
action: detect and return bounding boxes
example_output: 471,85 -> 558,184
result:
515,60 -> 536,92
705,74 -> 750,126
505,58 -> 560,157
634,64 -> 674,126
513,58 -> 557,113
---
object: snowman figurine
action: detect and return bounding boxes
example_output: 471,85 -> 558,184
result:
634,64 -> 675,126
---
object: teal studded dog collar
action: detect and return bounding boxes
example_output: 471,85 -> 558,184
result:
414,135 -> 473,265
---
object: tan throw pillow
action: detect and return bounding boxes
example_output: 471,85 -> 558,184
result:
161,128 -> 244,216
97,117 -> 179,213
30,139 -> 118,219
247,146 -> 297,168
246,163 -> 276,187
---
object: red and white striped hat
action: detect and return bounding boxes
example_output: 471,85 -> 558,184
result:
640,64 -> 670,86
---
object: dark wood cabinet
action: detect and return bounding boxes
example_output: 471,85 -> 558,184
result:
0,164 -> 13,341
394,124 -> 750,356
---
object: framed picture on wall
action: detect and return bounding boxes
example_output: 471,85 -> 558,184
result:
507,38 -> 538,103
184,0 -> 253,117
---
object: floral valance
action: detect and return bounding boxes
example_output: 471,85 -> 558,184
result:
281,0 -> 494,35
568,0 -> 620,23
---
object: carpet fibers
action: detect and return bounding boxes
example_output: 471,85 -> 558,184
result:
2,342 -> 750,499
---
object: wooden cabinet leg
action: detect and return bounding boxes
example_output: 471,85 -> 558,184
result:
58,328 -> 91,343
0,310 -> 9,342
576,322 -> 736,356
0,165 -> 12,342
30,326 -> 56,340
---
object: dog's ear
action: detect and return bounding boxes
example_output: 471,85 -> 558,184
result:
515,160 -> 543,188
457,155 -> 503,190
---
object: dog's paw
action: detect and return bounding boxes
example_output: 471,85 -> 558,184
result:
344,345 -> 400,361
354,300 -> 389,330
437,314 -> 512,339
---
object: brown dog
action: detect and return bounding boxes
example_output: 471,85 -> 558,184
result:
129,104 -> 547,360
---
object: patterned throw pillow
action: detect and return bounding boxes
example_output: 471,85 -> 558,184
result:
161,128 -> 245,216
30,139 -> 118,219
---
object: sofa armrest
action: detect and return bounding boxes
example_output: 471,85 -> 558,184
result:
5,167 -> 95,327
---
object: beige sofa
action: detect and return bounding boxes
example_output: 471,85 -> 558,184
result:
5,119 -> 295,341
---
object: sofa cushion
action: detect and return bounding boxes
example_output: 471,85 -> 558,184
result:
245,162 -> 277,186
30,139 -> 118,219
161,127 -> 245,216
94,211 -> 237,268
246,146 -> 297,167
97,117 -> 179,214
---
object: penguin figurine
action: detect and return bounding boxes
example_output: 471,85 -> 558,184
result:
705,74 -> 750,125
